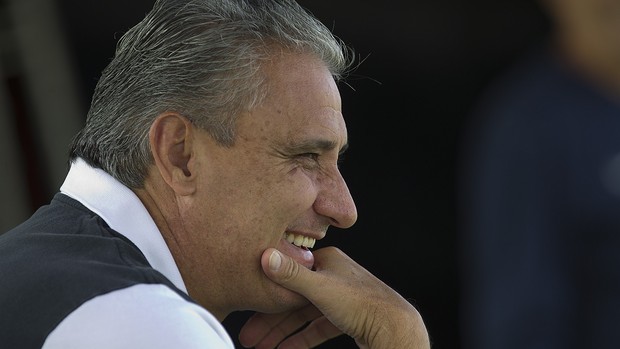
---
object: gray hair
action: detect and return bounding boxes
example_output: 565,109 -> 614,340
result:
69,0 -> 354,188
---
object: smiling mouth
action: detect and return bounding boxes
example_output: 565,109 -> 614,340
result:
284,232 -> 316,249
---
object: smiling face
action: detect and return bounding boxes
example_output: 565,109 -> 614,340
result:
175,52 -> 358,316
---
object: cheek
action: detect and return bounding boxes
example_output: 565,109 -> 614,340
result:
270,170 -> 318,212
231,174 -> 317,248
196,165 -> 318,239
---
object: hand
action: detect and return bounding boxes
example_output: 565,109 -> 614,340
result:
238,247 -> 430,349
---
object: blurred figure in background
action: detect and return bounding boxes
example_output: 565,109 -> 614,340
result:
459,0 -> 620,348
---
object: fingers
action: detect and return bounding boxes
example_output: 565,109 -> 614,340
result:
276,316 -> 343,349
260,248 -> 320,295
257,247 -> 431,349
238,305 -> 321,348
239,249 -> 347,348
239,309 -> 343,349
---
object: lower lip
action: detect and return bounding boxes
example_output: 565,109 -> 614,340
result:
278,238 -> 314,270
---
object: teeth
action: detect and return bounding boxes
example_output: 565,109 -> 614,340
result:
284,232 -> 316,249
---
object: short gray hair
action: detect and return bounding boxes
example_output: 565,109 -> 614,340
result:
69,0 -> 354,188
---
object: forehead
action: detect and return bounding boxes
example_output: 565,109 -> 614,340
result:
239,53 -> 348,148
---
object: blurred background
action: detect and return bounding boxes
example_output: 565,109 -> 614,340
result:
0,0 -> 552,348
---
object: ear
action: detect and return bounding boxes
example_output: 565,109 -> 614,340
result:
149,113 -> 196,196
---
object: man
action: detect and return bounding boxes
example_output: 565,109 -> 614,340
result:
0,0 -> 430,348
460,0 -> 620,348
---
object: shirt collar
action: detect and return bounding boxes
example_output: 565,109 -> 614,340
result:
60,157 -> 187,293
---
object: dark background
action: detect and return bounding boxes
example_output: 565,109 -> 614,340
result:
2,1 -> 551,348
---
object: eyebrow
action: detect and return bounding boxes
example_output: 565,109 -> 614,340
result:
286,138 -> 349,156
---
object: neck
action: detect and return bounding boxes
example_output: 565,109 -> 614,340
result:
133,178 -> 231,322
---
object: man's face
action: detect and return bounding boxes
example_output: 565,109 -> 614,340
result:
179,52 -> 358,316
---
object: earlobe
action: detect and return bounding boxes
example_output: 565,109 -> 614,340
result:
149,113 -> 196,196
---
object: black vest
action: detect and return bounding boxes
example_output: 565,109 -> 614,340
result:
0,193 -> 192,349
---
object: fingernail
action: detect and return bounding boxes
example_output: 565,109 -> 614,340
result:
269,250 -> 282,271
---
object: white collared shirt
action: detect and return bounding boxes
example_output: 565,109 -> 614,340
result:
42,158 -> 234,349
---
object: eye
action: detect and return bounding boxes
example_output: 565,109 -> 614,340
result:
300,153 -> 319,161
295,153 -> 321,169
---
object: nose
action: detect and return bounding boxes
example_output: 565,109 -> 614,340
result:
313,169 -> 358,228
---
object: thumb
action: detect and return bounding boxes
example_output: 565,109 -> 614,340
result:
260,248 -> 317,294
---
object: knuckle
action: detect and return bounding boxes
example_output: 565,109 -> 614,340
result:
279,256 -> 301,283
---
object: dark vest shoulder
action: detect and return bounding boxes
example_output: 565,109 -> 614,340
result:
0,193 -> 191,349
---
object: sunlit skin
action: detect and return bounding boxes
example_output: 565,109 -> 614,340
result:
136,52 -> 358,321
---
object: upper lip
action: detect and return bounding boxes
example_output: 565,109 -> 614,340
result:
286,229 -> 325,241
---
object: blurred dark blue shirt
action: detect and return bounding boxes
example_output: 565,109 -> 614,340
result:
459,42 -> 620,349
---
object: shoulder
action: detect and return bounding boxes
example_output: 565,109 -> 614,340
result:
43,284 -> 234,349
0,194 -> 197,348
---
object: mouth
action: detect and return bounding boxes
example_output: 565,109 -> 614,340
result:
283,232 -> 316,249
278,232 -> 316,270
